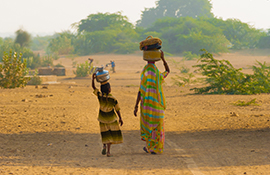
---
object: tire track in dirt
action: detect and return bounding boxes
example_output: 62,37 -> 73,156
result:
166,139 -> 205,175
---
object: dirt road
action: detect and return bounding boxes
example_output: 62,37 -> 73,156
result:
0,52 -> 270,174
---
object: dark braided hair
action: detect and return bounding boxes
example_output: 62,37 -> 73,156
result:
101,82 -> 111,101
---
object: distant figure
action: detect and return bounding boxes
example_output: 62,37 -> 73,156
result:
88,58 -> 94,64
110,60 -> 115,73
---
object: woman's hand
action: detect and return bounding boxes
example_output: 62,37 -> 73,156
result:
160,50 -> 165,62
160,50 -> 170,73
134,106 -> 138,117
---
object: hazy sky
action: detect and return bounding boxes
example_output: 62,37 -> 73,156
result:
0,0 -> 269,37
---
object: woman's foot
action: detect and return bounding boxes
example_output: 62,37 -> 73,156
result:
151,152 -> 157,155
143,147 -> 149,153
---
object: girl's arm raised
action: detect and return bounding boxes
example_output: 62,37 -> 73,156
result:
92,73 -> 97,90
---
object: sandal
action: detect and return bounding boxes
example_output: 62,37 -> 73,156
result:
143,147 -> 149,153
151,152 -> 157,155
107,153 -> 113,157
102,148 -> 106,155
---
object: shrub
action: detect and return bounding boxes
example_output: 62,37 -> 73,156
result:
183,51 -> 200,60
73,61 -> 91,77
0,50 -> 30,88
232,98 -> 259,106
191,49 -> 270,94
27,69 -> 42,85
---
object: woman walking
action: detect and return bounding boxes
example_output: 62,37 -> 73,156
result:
134,50 -> 170,154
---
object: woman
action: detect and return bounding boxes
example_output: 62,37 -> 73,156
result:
134,50 -> 170,154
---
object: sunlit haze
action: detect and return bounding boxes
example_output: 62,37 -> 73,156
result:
0,0 -> 269,37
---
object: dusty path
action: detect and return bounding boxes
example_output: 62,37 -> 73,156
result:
0,52 -> 270,174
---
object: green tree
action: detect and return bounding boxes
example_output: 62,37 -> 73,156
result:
204,18 -> 263,49
31,35 -> 52,51
76,12 -> 133,34
72,12 -> 139,55
257,29 -> 270,49
146,17 -> 230,54
47,31 -> 75,55
15,29 -> 31,47
137,0 -> 213,28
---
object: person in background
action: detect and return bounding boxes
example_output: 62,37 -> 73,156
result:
133,50 -> 170,154
88,58 -> 94,64
110,60 -> 115,73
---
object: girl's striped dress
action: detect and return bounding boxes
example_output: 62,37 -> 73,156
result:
93,89 -> 123,144
139,63 -> 168,153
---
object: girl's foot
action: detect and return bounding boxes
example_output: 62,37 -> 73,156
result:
107,152 -> 113,157
102,145 -> 106,155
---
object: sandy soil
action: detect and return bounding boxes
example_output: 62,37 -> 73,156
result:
1,51 -> 270,175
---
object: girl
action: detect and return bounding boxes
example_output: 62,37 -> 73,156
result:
92,73 -> 123,157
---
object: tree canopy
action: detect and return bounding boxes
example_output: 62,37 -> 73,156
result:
76,12 -> 134,34
137,0 -> 213,28
15,29 -> 31,48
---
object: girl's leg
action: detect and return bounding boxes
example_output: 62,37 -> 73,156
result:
102,144 -> 106,155
107,143 -> 112,157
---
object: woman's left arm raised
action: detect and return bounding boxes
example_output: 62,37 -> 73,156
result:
160,50 -> 170,73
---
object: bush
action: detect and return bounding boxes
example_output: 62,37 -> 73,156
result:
191,49 -> 270,94
27,69 -> 42,85
73,61 -> 91,77
0,50 -> 30,88
183,51 -> 200,60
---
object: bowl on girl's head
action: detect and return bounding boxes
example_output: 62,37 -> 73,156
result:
143,50 -> 161,62
96,68 -> 110,83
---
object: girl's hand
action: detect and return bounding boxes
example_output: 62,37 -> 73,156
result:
119,118 -> 123,126
92,73 -> 96,79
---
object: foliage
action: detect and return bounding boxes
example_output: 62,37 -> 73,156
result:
204,18 -> 264,50
54,63 -> 64,67
73,61 -> 91,77
40,55 -> 54,67
191,49 -> 270,94
170,59 -> 198,86
0,50 -> 30,88
257,29 -> 270,49
47,31 -> 75,55
15,29 -> 31,48
76,12 -> 133,34
152,17 -> 230,54
112,42 -> 138,54
27,69 -> 42,85
137,0 -> 213,28
0,37 -> 42,69
232,98 -> 259,106
31,35 -> 52,51
172,72 -> 197,87
183,51 -> 200,60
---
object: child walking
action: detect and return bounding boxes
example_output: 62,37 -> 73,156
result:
92,73 -> 123,157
